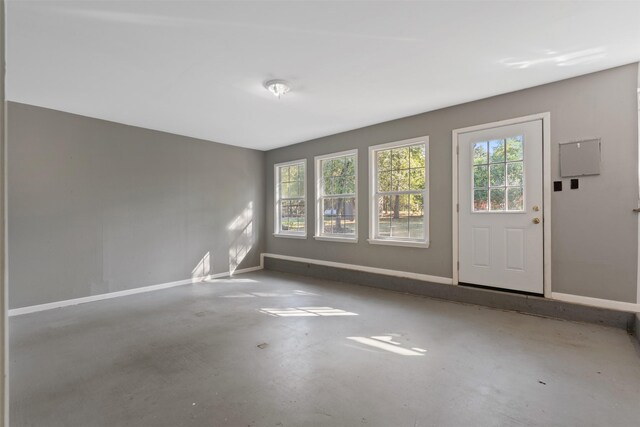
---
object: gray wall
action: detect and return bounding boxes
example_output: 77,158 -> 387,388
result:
1,0 -> 7,423
265,63 -> 640,303
8,102 -> 265,309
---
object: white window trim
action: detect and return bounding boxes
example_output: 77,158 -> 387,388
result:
314,149 -> 358,242
274,158 -> 307,238
368,136 -> 430,248
313,235 -> 358,243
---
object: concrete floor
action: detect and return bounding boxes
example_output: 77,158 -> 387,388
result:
10,271 -> 640,427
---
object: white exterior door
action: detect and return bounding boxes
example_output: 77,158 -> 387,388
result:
458,120 -> 543,293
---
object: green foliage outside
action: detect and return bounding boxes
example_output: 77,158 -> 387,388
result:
473,137 -> 524,211
321,155 -> 356,233
376,144 -> 426,221
279,144 -> 429,235
279,164 -> 304,198
279,163 -> 305,231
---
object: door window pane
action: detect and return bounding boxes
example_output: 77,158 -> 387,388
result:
507,187 -> 524,211
490,188 -> 506,211
489,164 -> 505,187
489,139 -> 505,163
474,189 -> 488,211
473,165 -> 488,188
507,162 -> 523,186
473,142 -> 488,165
506,136 -> 524,161
473,135 -> 525,212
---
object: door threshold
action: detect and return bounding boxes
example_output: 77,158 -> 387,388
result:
458,282 -> 543,297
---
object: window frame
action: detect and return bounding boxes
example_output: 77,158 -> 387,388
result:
274,158 -> 307,239
368,136 -> 430,248
314,149 -> 359,243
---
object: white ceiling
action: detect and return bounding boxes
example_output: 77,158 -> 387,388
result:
7,1 -> 640,150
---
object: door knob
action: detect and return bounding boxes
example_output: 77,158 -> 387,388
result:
532,205 -> 540,212
532,218 -> 541,224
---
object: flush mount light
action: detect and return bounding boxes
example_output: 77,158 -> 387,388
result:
264,79 -> 291,99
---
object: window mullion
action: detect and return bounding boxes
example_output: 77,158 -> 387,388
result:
321,193 -> 355,198
375,190 -> 423,196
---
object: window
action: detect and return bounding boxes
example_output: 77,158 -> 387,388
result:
369,136 -> 429,247
472,136 -> 524,212
274,159 -> 306,237
315,150 -> 358,242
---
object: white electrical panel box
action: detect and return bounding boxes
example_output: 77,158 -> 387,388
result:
559,139 -> 601,177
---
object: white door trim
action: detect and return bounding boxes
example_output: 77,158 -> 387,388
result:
636,73 -> 640,305
452,113 -> 552,297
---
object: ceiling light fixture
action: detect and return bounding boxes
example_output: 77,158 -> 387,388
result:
264,79 -> 291,99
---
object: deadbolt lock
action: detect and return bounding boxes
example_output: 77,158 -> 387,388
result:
533,218 -> 541,224
532,205 -> 540,212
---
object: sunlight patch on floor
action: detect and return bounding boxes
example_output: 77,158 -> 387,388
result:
259,307 -> 357,317
347,335 -> 427,356
204,278 -> 259,284
222,290 -> 318,298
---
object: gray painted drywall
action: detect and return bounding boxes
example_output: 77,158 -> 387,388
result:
1,1 -> 7,423
8,102 -> 265,309
265,63 -> 640,303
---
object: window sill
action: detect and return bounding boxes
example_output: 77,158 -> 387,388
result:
367,238 -> 429,248
273,233 -> 307,240
313,235 -> 358,243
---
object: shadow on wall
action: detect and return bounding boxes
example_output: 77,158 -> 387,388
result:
189,201 -> 256,281
228,201 -> 255,274
189,202 -> 255,282
191,251 -> 211,282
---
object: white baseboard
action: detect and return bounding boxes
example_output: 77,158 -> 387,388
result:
232,265 -> 263,275
10,259 -> 636,317
9,265 -> 263,317
261,252 -> 453,285
551,292 -> 640,313
261,253 -> 639,313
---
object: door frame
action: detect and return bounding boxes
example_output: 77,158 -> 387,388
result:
452,113 -> 552,297
636,74 -> 640,306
